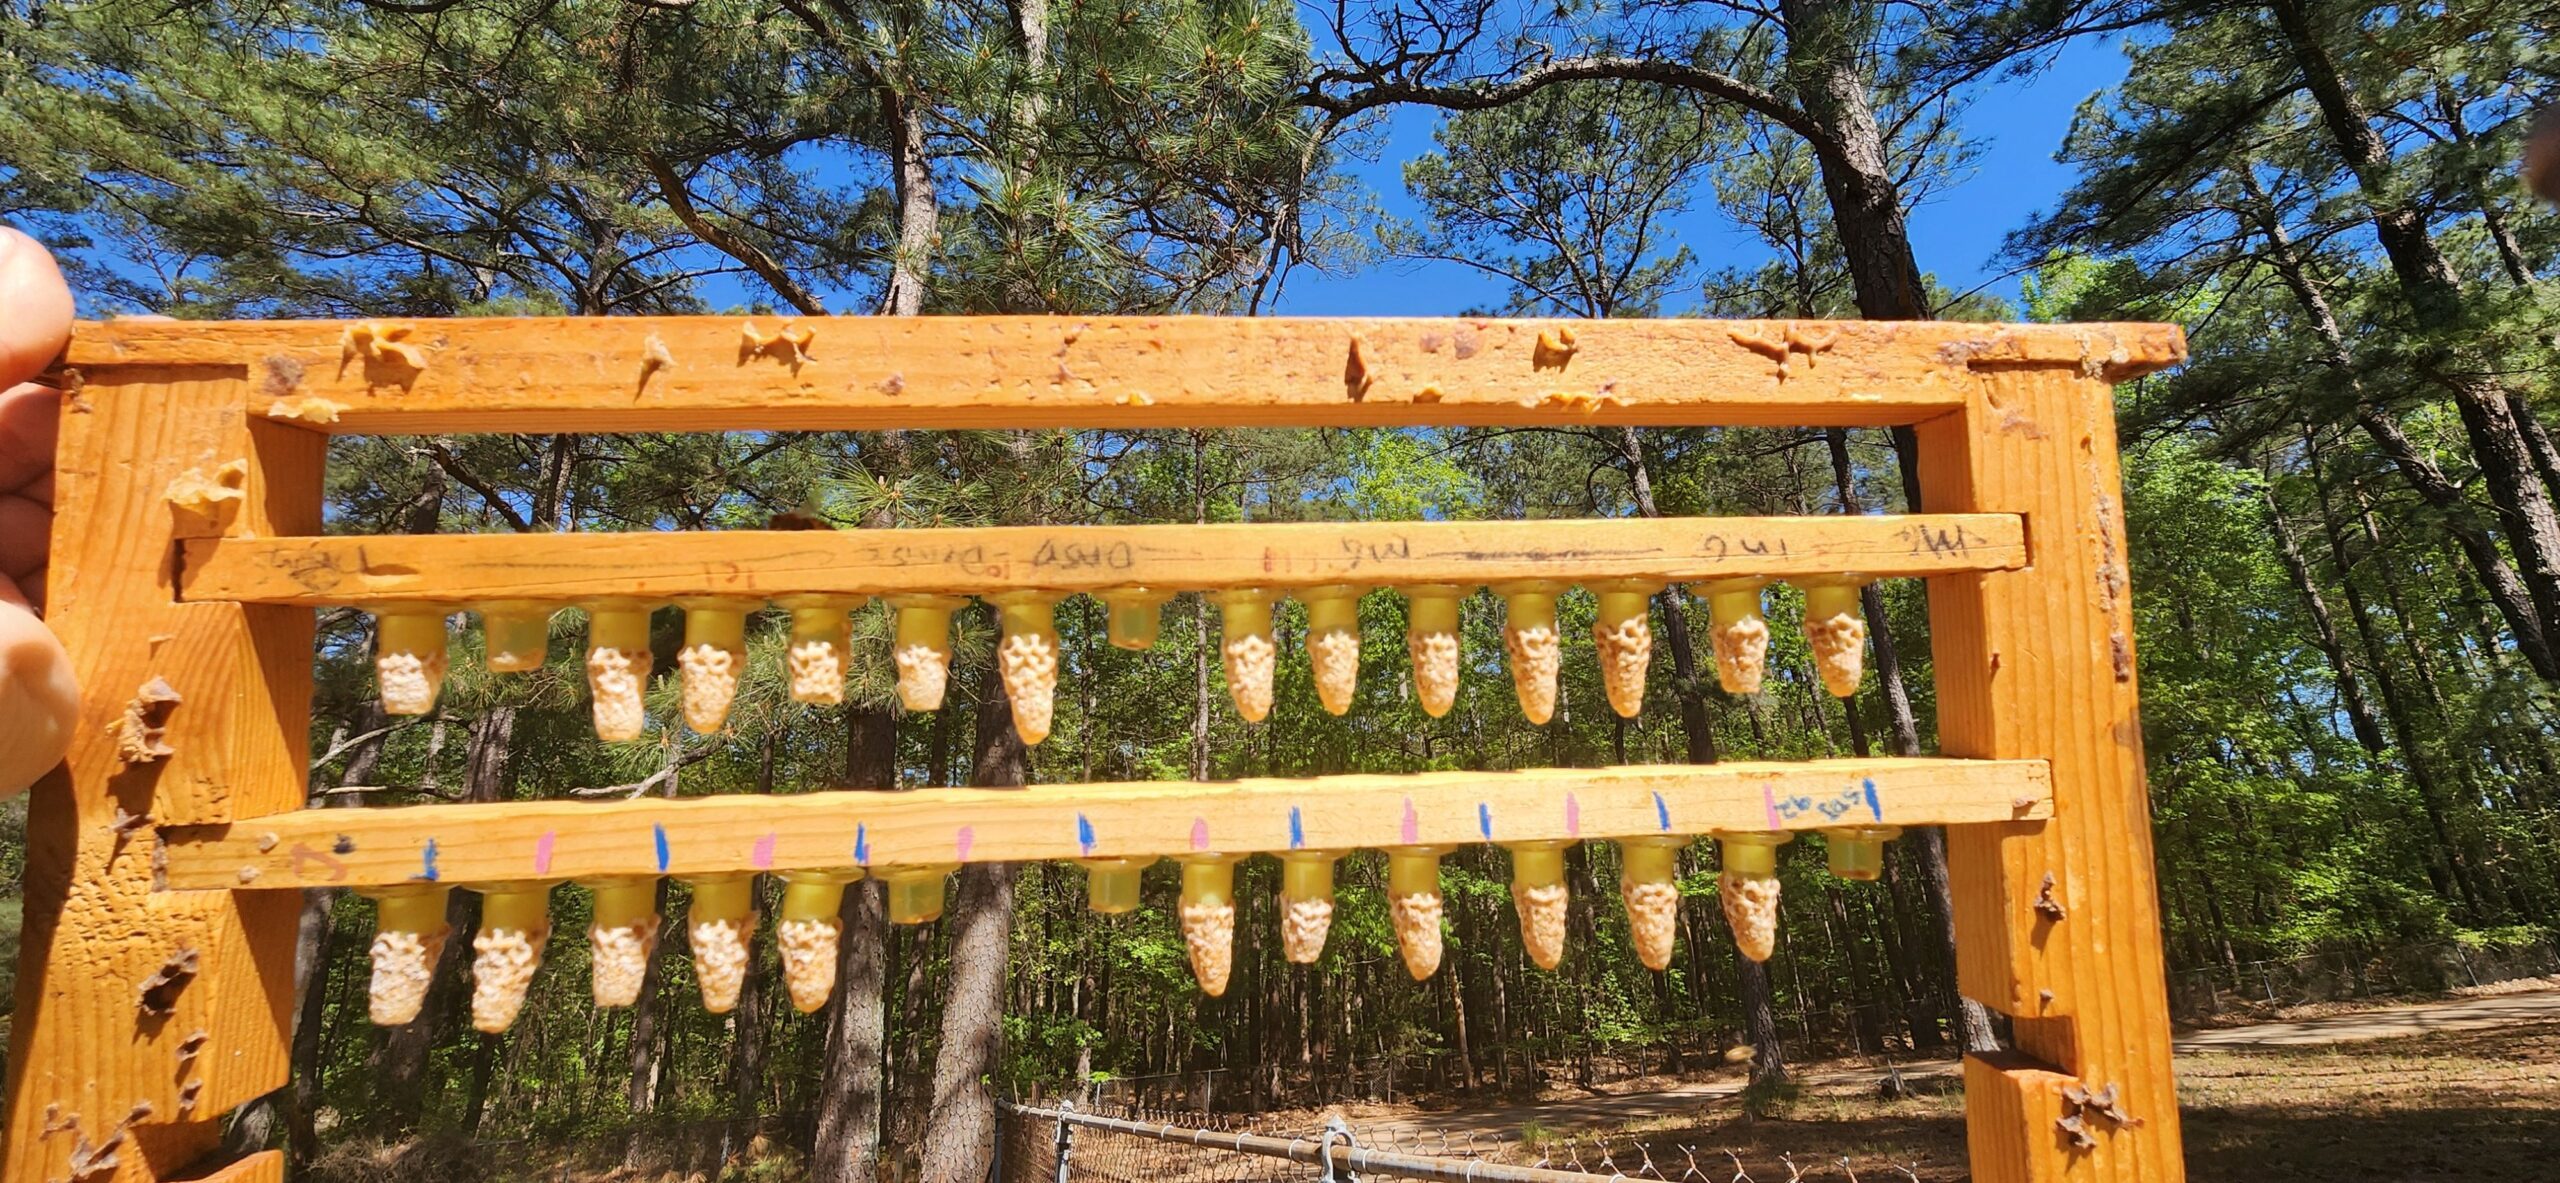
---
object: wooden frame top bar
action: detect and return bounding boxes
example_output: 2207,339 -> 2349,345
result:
177,513 -> 2023,604
66,316 -> 2187,432
158,757 -> 2050,889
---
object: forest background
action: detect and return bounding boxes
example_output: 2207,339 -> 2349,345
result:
2,1 -> 2555,1180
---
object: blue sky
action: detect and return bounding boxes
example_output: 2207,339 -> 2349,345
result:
1274,37 -> 2133,318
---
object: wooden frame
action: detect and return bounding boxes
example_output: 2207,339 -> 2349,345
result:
176,515 -> 2024,603
10,315 -> 2187,1182
161,759 -> 2052,889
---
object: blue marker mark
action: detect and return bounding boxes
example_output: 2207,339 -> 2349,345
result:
853,823 -> 870,866
1288,807 -> 1305,850
1653,792 -> 1671,832
421,838 -> 439,881
1077,814 -> 1097,856
1478,803 -> 1493,841
1862,778 -> 1883,822
653,824 -> 670,873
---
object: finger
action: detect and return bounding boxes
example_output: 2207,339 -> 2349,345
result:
0,599 -> 79,797
0,382 -> 59,495
2531,106 -> 2560,204
0,228 -> 74,390
0,492 -> 47,579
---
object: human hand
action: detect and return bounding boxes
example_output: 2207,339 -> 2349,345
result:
2530,106 -> 2560,204
0,226 -> 78,796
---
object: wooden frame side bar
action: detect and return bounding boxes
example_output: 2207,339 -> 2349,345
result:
1923,367 -> 2185,1179
4,370 -> 320,1183
177,513 -> 2025,605
159,758 -> 2050,889
65,316 -> 2187,432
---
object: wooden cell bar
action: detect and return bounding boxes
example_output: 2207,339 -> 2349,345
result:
159,757 -> 2050,890
64,316 -> 2187,432
177,514 -> 2023,604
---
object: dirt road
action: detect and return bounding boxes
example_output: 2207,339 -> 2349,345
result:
1343,985 -> 2560,1144
2169,987 -> 2560,1049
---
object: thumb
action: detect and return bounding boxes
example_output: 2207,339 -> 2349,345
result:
0,227 -> 75,390
0,600 -> 78,797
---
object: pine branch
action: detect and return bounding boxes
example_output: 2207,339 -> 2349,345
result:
1305,54 -> 1817,140
640,151 -> 828,316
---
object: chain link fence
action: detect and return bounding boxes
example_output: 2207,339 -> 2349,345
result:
2169,939 -> 2560,1018
996,1100 -> 1755,1183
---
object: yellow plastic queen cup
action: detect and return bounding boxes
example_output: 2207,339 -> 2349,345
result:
1387,846 -> 1454,980
1096,587 -> 1174,650
1701,580 -> 1771,696
679,871 -> 759,1013
1401,584 -> 1467,718
360,882 -> 452,1025
675,599 -> 753,734
1213,588 -> 1279,722
582,600 -> 661,742
774,594 -> 870,705
886,594 -> 967,711
1300,584 -> 1366,716
477,600 -> 559,674
466,881 -> 555,1033
884,863 -> 961,925
372,607 -> 450,716
988,591 -> 1066,745
1278,850 -> 1342,963
1618,835 -> 1687,972
1176,853 -> 1244,995
1822,825 -> 1901,882
1493,580 -> 1568,724
776,868 -> 863,1012
1505,839 -> 1572,970
1079,856 -> 1155,915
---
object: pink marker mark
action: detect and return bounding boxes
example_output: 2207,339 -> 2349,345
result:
751,832 -> 777,870
955,826 -> 975,861
1190,818 -> 1211,851
1762,783 -> 1782,830
1564,793 -> 1581,838
532,830 -> 556,876
1400,798 -> 1420,845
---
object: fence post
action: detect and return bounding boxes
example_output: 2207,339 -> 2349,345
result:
1051,1100 -> 1076,1183
1318,1116 -> 1359,1183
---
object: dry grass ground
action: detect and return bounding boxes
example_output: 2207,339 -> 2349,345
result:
1555,1019 -> 2560,1182
296,1008 -> 2560,1181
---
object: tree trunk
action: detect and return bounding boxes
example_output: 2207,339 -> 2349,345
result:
2232,167 -> 2560,679
266,702 -> 396,1168
1617,428 -> 1722,763
373,704 -> 515,1130
1191,429 -> 1214,780
1821,430 -> 1995,1053
2267,0 -> 2560,667
881,87 -> 937,316
624,881 -> 671,1116
1616,426 -> 1788,1082
2308,457 -> 2486,915
1773,1 -> 1998,1057
813,707 -> 899,1183
627,755 -> 681,1123
1779,0 -> 1929,322
2263,482 -> 2390,754
918,653 -> 1028,1183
